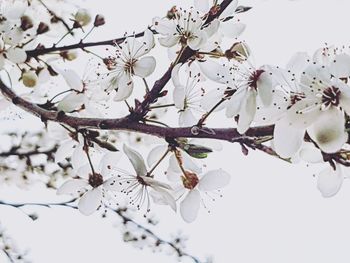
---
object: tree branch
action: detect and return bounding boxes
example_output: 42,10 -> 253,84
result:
26,31 -> 148,58
0,78 -> 274,142
0,200 -> 203,263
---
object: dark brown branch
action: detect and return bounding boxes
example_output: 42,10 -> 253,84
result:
26,31 -> 147,58
0,78 -> 274,142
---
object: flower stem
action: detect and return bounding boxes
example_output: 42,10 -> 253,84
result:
197,97 -> 226,126
142,78 -> 150,93
147,148 -> 170,176
149,103 -> 175,109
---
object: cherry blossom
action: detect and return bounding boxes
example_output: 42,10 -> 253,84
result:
171,63 -> 205,126
110,144 -> 176,212
152,7 -> 215,51
57,152 -> 122,215
175,168 -> 230,223
273,61 -> 350,158
104,29 -> 156,101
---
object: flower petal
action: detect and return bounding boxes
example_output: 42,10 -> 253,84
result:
123,144 -> 147,177
6,48 -> 27,64
57,179 -> 89,195
225,88 -> 246,118
330,54 -> 350,79
317,165 -> 343,198
113,74 -> 134,101
55,139 -> 76,163
257,72 -> 273,107
180,189 -> 201,223
179,109 -> 197,127
237,89 -> 257,134
147,145 -> 168,167
78,188 -> 103,216
57,92 -> 86,112
133,56 -> 156,78
173,87 -> 186,111
273,117 -> 305,158
103,176 -> 122,191
150,187 -> 177,212
60,70 -> 84,91
198,169 -> 230,191
307,108 -> 348,153
100,152 -> 122,176
198,59 -> 231,84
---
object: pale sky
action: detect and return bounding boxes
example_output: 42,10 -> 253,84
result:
2,0 -> 350,263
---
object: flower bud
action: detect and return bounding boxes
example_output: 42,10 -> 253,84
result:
225,42 -> 250,62
22,71 -> 38,88
94,14 -> 105,27
74,9 -> 92,27
20,16 -> 33,31
166,6 -> 178,19
182,143 -> 213,159
60,50 -> 78,61
36,22 -> 49,35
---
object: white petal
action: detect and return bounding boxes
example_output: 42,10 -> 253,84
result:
142,176 -> 172,190
220,21 -> 245,38
200,87 -> 227,112
198,169 -> 230,191
182,151 -> 202,173
150,187 -> 177,212
171,63 -> 182,87
133,56 -> 156,78
257,72 -> 273,107
123,144 -> 147,176
179,109 -> 197,127
286,52 -> 311,77
273,117 -> 305,158
204,19 -> 220,39
55,139 -> 76,163
198,59 -> 231,84
57,179 -> 88,195
237,89 -> 257,134
308,108 -> 348,153
57,92 -> 86,112
330,54 -> 350,79
299,144 -> 323,163
103,176 -> 122,191
99,152 -> 122,176
225,88 -> 246,118
6,48 -> 27,64
180,189 -> 201,223
71,145 -> 88,171
158,36 -> 180,47
0,55 -> 5,69
317,165 -> 343,198
113,74 -> 134,101
78,188 -> 103,216
147,145 -> 168,167
187,31 -> 208,50
173,87 -> 186,110
152,17 -> 176,35
61,70 -> 84,91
